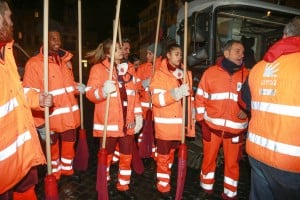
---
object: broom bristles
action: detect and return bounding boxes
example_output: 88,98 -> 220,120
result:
74,129 -> 89,171
96,148 -> 108,200
44,174 -> 59,200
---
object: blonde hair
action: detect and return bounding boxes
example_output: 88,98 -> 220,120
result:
85,39 -> 112,65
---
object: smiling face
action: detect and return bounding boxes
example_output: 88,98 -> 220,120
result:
224,42 -> 244,66
48,31 -> 61,53
167,47 -> 182,67
0,2 -> 13,43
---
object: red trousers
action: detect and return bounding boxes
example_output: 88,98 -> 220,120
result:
100,135 -> 134,191
200,129 -> 243,199
156,139 -> 180,193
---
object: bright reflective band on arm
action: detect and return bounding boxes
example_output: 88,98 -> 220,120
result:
0,131 -> 31,161
49,87 -> 74,96
0,97 -> 19,118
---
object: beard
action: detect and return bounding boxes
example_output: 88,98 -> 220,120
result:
0,20 -> 13,43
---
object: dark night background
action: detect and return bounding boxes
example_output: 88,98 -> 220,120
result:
10,0 -> 150,41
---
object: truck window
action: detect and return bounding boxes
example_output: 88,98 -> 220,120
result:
215,6 -> 295,68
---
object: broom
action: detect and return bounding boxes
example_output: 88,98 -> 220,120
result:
43,0 -> 59,199
175,2 -> 189,200
96,1 -> 121,199
138,0 -> 162,160
73,0 -> 89,172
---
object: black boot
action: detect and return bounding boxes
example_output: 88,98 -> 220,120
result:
117,189 -> 136,200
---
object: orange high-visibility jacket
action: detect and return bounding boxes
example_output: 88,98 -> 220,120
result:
0,42 -> 45,194
150,59 -> 195,141
247,36 -> 300,173
85,58 -> 142,137
136,57 -> 162,118
195,62 -> 249,134
22,48 -> 80,132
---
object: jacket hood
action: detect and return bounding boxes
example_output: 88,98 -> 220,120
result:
263,36 -> 300,62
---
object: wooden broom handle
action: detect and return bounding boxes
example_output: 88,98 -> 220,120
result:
78,0 -> 84,129
181,1 -> 188,144
152,0 -> 162,73
102,0 -> 122,149
43,0 -> 52,175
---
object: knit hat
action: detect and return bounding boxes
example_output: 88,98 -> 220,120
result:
147,43 -> 162,56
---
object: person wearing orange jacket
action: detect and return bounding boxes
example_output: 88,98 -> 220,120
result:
0,1 -> 53,199
22,25 -> 84,180
85,39 -> 143,200
239,17 -> 300,200
136,43 -> 162,161
111,38 -> 141,164
150,43 -> 195,199
137,43 -> 162,119
195,40 -> 249,200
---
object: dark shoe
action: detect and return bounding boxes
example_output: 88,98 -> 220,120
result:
59,181 -> 78,200
221,193 -> 237,200
143,158 -> 156,169
159,192 -> 173,200
107,181 -> 116,196
117,189 -> 136,200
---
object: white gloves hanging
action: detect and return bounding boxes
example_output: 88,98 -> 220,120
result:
102,80 -> 116,97
142,78 -> 151,89
171,83 -> 190,101
77,83 -> 86,94
134,114 -> 143,134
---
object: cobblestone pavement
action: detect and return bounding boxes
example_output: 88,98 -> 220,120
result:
36,101 -> 251,199
36,137 -> 251,200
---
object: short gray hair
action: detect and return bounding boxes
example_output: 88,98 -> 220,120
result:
283,16 -> 300,37
222,40 -> 243,52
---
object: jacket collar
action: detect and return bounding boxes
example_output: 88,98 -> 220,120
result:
263,36 -> 300,62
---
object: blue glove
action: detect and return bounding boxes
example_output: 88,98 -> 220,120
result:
77,83 -> 86,94
142,78 -> 150,89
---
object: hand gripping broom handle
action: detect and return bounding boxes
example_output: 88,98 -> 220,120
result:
181,1 -> 188,144
102,0 -> 122,149
43,0 -> 52,175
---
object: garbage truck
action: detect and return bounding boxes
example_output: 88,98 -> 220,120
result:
175,0 -> 300,168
